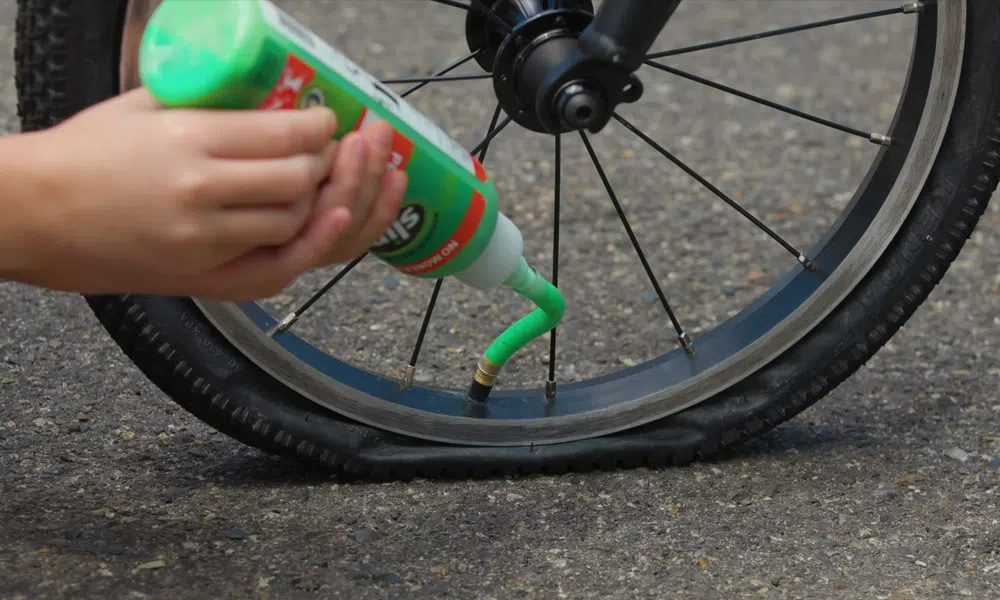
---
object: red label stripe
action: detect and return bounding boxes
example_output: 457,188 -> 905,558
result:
258,54 -> 316,111
352,106 -> 369,131
472,156 -> 488,182
396,191 -> 487,277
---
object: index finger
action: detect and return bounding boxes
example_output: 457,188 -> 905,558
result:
175,106 -> 338,159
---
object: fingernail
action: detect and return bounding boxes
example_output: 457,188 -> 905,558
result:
375,123 -> 394,151
392,170 -> 408,193
309,106 -> 337,128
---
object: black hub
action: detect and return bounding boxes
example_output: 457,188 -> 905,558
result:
466,0 -> 642,134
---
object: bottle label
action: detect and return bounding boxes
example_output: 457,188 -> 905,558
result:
395,191 -> 487,276
257,0 -> 477,176
258,54 -> 316,111
257,53 -> 418,174
370,202 -> 427,254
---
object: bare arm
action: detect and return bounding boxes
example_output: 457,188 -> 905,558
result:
0,89 -> 406,300
0,131 -> 49,280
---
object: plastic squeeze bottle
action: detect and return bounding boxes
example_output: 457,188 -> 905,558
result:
138,0 -> 565,401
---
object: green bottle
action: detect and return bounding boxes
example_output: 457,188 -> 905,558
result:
139,0 -> 523,291
138,0 -> 566,397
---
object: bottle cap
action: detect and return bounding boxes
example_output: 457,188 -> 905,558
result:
139,1 -> 263,108
453,212 -> 524,291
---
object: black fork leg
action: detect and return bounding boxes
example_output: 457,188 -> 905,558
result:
579,0 -> 684,71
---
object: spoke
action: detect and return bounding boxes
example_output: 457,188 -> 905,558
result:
400,51 -> 482,99
427,0 -> 470,9
470,0 -> 513,33
643,60 -> 891,146
546,134 -> 562,399
647,4 -> 917,59
470,113 -> 514,157
579,132 -> 694,354
384,73 -> 492,85
404,278 -> 445,387
477,105 -> 504,162
404,106 -> 507,387
612,113 -> 816,272
269,254 -> 368,336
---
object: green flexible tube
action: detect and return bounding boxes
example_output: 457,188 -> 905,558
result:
469,257 -> 565,400
488,258 -> 565,364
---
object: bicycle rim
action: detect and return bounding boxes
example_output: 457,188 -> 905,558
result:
117,0 -> 965,446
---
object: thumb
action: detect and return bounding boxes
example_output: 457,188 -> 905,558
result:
108,86 -> 164,111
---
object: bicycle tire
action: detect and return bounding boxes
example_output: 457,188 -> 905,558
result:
14,0 -> 999,478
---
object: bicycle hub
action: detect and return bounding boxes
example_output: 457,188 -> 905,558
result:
555,82 -> 605,130
466,0 -> 643,134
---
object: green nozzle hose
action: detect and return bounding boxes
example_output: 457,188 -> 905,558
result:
469,258 -> 565,401
487,258 -> 565,365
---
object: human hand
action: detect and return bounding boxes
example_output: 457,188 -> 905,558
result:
4,87 -> 406,301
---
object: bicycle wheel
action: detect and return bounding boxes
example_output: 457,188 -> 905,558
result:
14,0 -> 999,477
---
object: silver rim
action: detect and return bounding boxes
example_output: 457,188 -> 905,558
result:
120,0 -> 965,446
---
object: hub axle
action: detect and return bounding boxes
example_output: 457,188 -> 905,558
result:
466,0 -> 641,134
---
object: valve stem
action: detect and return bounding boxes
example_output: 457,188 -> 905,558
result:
467,356 -> 500,403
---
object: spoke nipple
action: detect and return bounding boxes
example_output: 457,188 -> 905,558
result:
902,2 -> 925,14
869,132 -> 892,146
798,254 -> 817,272
678,332 -> 695,355
403,365 -> 416,389
269,313 -> 298,337
545,379 -> 557,400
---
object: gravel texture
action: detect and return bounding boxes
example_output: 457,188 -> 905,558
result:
2,0 -> 1000,598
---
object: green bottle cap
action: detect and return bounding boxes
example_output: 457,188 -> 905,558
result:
138,0 -> 266,109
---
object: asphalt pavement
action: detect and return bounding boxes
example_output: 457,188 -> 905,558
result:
2,1 -> 999,598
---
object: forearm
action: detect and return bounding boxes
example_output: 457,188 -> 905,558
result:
0,131 -> 51,279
